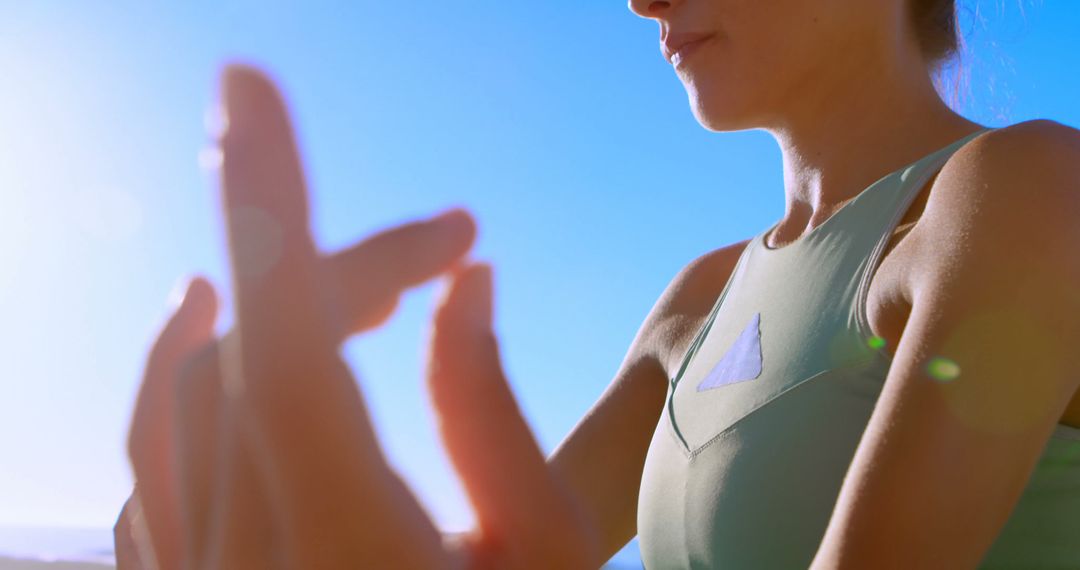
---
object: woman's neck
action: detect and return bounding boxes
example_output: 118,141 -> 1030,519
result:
761,48 -> 984,243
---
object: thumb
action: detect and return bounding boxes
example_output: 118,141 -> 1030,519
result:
128,275 -> 219,570
426,264 -> 596,568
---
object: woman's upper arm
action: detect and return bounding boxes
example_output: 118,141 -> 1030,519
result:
811,120 -> 1080,569
546,239 -> 750,561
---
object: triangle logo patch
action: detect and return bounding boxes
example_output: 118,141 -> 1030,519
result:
696,312 -> 763,391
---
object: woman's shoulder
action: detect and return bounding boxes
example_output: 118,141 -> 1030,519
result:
991,117 -> 1080,141
936,119 -> 1077,219
641,237 -> 754,375
930,118 -> 1079,225
906,118 -> 1080,291
948,118 -> 1080,178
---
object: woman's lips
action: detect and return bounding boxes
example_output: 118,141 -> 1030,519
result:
663,31 -> 716,67
671,35 -> 714,68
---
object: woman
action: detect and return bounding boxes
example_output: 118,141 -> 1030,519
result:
116,0 -> 1080,568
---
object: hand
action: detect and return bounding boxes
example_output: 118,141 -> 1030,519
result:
122,63 -> 601,569
117,204 -> 475,569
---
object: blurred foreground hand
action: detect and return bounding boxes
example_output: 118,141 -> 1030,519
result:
116,63 -> 601,570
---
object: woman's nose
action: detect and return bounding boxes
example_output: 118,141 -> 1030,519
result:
628,0 -> 675,20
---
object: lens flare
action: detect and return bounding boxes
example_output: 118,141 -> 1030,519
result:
926,356 -> 961,382
867,335 -> 887,350
204,102 -> 229,140
936,302 -> 1068,437
198,145 -> 224,171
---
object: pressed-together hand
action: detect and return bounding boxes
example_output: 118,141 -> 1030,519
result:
117,64 -> 601,569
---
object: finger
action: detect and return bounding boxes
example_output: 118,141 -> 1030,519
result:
217,62 -> 348,407
326,208 -> 476,333
170,209 -> 475,561
218,63 -> 443,566
427,264 -> 599,568
128,276 -> 218,570
202,408 -> 282,570
173,341 -> 221,568
175,334 -> 281,570
427,264 -> 550,528
178,337 -> 278,569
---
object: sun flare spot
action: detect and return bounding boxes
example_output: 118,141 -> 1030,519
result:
198,145 -> 224,171
204,102 -> 229,140
936,304 -> 1068,437
926,356 -> 961,382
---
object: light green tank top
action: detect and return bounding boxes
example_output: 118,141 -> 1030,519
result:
636,128 -> 1080,569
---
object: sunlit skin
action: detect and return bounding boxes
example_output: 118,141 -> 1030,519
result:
119,66 -> 602,569
116,0 -> 1080,568
626,0 -> 1080,568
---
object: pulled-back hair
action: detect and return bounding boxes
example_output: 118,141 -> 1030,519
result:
910,0 -> 961,71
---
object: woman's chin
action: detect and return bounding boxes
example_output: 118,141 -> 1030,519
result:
687,93 -> 758,133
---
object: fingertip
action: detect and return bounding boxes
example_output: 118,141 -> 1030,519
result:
432,207 -> 478,252
184,275 -> 220,330
429,262 -> 494,379
215,62 -> 253,138
219,61 -> 287,141
168,275 -> 217,322
440,262 -> 492,331
433,206 -> 474,225
220,62 -> 268,108
167,276 -> 196,312
219,62 -> 254,130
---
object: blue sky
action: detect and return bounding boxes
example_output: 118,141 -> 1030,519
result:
0,0 -> 1077,539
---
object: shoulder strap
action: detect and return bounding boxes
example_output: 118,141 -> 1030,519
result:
850,127 -> 994,336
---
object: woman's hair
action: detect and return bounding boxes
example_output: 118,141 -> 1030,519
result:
910,0 -> 961,71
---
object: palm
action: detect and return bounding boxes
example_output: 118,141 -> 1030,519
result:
120,63 -> 600,569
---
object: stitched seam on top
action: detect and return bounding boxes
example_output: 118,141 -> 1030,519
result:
683,356 -> 880,460
663,404 -> 694,460
666,241 -> 757,455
